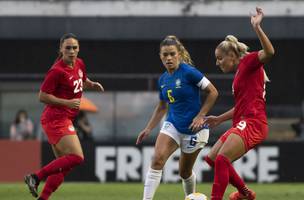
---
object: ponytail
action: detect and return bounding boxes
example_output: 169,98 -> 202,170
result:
54,52 -> 63,63
218,35 -> 270,82
217,35 -> 249,57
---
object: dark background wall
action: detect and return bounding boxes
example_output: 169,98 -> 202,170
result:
0,39 -> 303,105
0,15 -> 302,107
0,17 -> 303,40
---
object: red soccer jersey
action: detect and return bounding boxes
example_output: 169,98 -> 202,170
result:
232,51 -> 267,126
40,58 -> 87,122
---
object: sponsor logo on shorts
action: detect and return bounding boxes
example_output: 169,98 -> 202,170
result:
163,122 -> 172,130
68,125 -> 75,132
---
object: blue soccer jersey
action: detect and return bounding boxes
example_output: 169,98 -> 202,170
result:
158,63 -> 205,135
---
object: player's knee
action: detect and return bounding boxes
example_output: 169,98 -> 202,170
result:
67,154 -> 84,166
151,155 -> 166,169
206,150 -> 217,161
214,154 -> 230,166
75,154 -> 84,165
179,169 -> 192,179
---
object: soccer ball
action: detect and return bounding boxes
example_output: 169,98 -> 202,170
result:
185,192 -> 208,200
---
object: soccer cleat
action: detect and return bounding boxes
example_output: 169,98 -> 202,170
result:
24,174 -> 39,198
229,189 -> 256,200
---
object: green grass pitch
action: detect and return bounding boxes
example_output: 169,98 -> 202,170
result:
0,182 -> 303,200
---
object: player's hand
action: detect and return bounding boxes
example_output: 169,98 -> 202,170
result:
203,115 -> 221,128
65,98 -> 81,109
189,115 -> 206,132
251,7 -> 264,28
92,82 -> 104,92
136,128 -> 152,145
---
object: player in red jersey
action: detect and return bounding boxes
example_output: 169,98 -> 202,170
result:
203,7 -> 275,200
24,33 -> 104,200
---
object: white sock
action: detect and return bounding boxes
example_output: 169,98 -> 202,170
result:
182,171 -> 196,196
143,167 -> 162,200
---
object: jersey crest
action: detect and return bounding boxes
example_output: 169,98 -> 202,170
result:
175,78 -> 181,88
78,69 -> 83,78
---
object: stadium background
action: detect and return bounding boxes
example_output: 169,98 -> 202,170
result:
0,0 -> 303,199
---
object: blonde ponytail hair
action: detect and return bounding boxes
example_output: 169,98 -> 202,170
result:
160,35 -> 194,65
217,35 -> 249,57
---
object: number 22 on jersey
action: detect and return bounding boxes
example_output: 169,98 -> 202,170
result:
167,89 -> 175,103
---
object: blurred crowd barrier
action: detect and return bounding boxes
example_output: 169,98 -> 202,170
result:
0,75 -> 301,142
0,73 -> 301,142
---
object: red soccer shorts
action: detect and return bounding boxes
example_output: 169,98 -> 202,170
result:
220,118 -> 268,151
41,118 -> 76,145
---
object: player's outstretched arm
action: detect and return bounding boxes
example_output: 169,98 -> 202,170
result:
251,7 -> 275,63
204,108 -> 234,128
84,78 -> 104,92
136,100 -> 167,145
190,82 -> 218,132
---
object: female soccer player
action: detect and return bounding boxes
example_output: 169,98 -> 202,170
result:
203,7 -> 275,200
24,33 -> 104,200
136,35 -> 218,200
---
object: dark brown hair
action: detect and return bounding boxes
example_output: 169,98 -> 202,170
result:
55,33 -> 78,62
14,110 -> 28,124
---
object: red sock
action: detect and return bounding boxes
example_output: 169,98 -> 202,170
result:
228,165 -> 246,195
36,154 -> 83,181
211,154 -> 230,200
205,156 -> 246,195
204,156 -> 214,167
40,168 -> 71,200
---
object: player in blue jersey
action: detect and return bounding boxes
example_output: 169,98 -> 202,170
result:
136,35 -> 218,200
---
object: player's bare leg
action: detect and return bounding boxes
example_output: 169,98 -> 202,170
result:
25,135 -> 84,199
211,134 -> 248,200
179,149 -> 201,196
